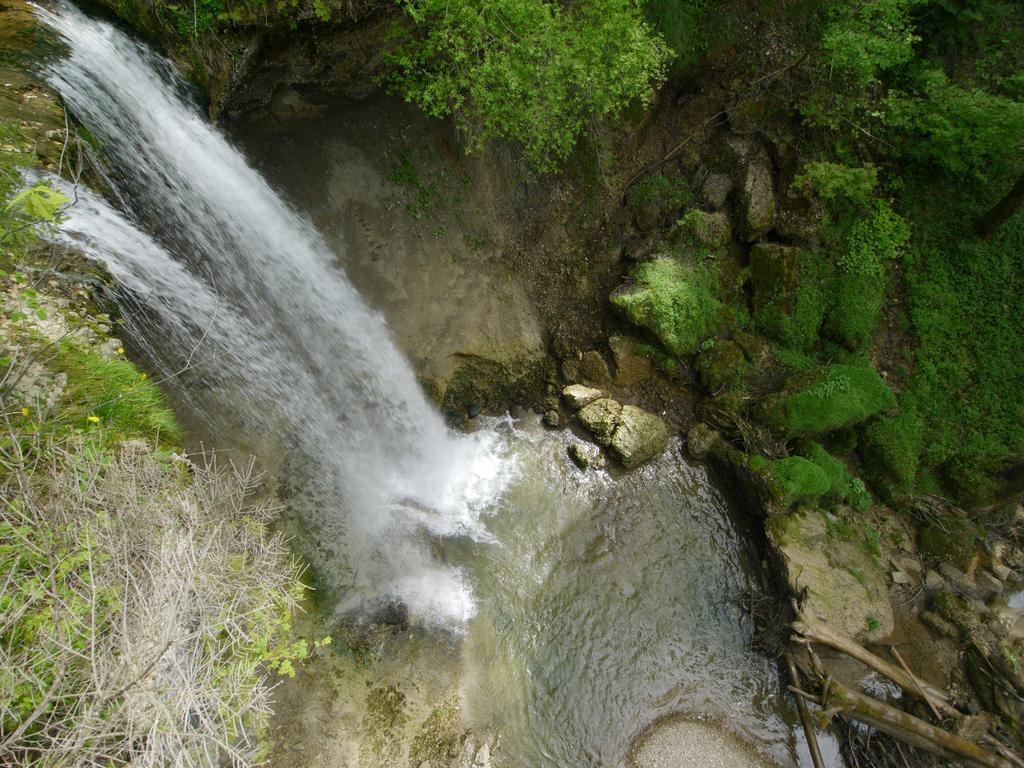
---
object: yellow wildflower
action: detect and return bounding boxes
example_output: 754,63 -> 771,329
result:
87,415 -> 100,423
20,407 -> 29,417
116,347 -> 125,355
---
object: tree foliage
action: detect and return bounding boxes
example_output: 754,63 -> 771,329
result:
385,0 -> 671,171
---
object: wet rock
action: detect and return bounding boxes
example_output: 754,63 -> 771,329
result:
698,172 -> 734,209
891,570 -> 912,586
270,85 -> 326,119
562,384 -> 604,410
374,598 -> 409,629
694,339 -> 744,392
609,405 -> 669,469
473,742 -> 491,768
938,562 -> 981,598
686,422 -> 718,461
578,350 -> 613,388
993,563 -> 1013,581
609,335 -> 654,387
921,610 -> 959,639
766,510 -> 894,642
569,442 -> 606,470
543,409 -> 560,427
977,571 -> 1004,601
577,398 -> 623,443
736,160 -> 776,241
991,606 -> 1024,642
576,398 -> 668,468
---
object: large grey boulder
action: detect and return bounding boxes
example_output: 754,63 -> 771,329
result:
577,398 -> 668,469
767,510 -> 894,642
609,406 -> 669,468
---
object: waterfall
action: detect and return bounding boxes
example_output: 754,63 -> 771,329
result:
35,3 -> 514,626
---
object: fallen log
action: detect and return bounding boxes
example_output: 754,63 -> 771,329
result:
793,613 -> 959,718
792,677 -> 1012,768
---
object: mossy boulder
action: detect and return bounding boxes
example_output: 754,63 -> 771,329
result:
918,512 -> 980,565
755,363 -> 896,438
858,409 -> 923,501
767,509 -> 894,642
610,258 -> 721,356
695,339 -> 745,392
750,243 -> 801,318
751,455 -> 831,508
675,209 -> 732,249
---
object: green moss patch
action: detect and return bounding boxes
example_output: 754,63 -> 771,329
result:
611,258 -> 721,356
758,363 -> 896,438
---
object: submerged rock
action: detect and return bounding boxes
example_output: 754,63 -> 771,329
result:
569,442 -> 606,470
576,398 -> 668,468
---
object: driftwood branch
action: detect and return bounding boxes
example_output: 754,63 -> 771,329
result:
786,654 -> 825,768
794,677 -> 1012,768
793,614 -> 959,717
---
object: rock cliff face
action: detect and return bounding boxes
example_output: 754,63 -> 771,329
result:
95,0 -> 395,120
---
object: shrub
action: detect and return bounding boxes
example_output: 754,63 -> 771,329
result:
794,161 -> 878,210
759,363 -> 896,437
0,435 -> 309,766
611,258 -> 721,356
644,0 -> 709,75
385,0 -> 671,171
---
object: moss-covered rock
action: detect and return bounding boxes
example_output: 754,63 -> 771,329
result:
751,455 -> 831,508
750,243 -> 801,318
755,363 -> 896,438
694,339 -> 744,392
736,160 -> 776,241
918,512 -> 980,564
610,258 -> 721,356
858,408 -> 923,501
675,209 -> 732,249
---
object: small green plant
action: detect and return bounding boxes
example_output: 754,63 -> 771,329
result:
866,616 -> 881,632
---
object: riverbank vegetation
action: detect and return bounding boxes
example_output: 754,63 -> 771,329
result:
0,75 -> 311,765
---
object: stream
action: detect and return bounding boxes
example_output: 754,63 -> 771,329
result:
36,4 -> 839,766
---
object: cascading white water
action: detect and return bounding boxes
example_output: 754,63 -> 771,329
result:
35,3 -> 515,626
